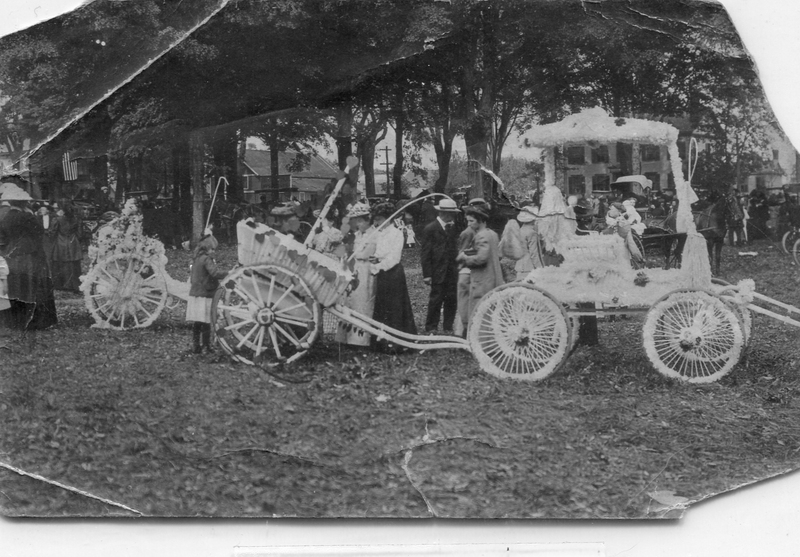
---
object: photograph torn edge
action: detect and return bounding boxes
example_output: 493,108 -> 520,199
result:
18,0 -> 233,167
0,459 -> 143,516
10,0 -> 454,167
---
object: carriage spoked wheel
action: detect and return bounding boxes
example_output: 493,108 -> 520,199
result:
83,253 -> 168,329
468,284 -> 572,381
781,228 -> 799,255
643,290 -> 744,383
212,264 -> 322,367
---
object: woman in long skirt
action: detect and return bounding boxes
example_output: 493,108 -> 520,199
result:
335,203 -> 375,346
369,202 -> 417,350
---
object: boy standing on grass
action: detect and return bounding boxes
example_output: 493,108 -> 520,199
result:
186,231 -> 228,354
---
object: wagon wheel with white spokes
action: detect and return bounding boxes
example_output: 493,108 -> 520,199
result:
643,290 -> 744,383
82,253 -> 168,329
212,264 -> 322,367
468,284 -> 572,381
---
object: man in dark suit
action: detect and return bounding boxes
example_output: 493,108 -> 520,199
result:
420,198 -> 460,333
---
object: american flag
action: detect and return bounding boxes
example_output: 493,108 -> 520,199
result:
62,152 -> 78,181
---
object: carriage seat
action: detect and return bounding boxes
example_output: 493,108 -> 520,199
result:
558,232 -> 631,269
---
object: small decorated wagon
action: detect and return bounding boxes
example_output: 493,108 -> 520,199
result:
80,199 -> 189,329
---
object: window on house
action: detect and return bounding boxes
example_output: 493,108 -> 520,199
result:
591,145 -> 609,164
568,175 -> 585,195
592,174 -> 610,191
641,144 -> 661,162
566,146 -> 585,165
644,172 -> 661,190
756,176 -> 766,189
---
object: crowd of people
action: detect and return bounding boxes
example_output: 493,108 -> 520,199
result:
5,175 -> 793,355
310,185 -> 601,351
0,183 -> 91,334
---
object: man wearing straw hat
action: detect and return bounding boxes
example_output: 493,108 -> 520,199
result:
420,198 -> 460,334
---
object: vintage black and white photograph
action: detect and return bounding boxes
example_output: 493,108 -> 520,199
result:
1,0 -> 799,521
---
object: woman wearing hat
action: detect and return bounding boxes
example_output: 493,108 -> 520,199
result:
0,185 -> 58,331
335,203 -> 376,347
369,201 -> 417,348
456,204 -> 503,333
269,203 -> 305,243
514,204 -> 544,278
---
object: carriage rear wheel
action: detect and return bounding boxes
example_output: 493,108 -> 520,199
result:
212,264 -> 322,367
468,284 -> 571,381
83,253 -> 168,329
781,228 -> 800,254
643,291 -> 743,383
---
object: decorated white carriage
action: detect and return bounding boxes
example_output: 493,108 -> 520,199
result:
468,108 -> 799,383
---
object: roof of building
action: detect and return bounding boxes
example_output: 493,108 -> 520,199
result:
242,149 -> 339,180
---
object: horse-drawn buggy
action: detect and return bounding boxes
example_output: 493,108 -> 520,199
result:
80,110 -> 800,384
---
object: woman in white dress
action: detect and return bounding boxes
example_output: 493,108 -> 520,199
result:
335,203 -> 375,347
369,202 -> 417,348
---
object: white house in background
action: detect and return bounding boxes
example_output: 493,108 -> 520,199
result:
555,115 -> 799,197
744,129 -> 798,193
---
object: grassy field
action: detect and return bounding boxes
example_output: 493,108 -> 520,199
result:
1,237 -> 799,518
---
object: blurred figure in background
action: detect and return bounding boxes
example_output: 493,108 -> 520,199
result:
51,201 -> 83,292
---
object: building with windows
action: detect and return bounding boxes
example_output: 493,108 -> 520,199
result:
561,140 -> 680,197
240,148 -> 339,204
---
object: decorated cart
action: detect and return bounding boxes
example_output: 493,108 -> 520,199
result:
468,108 -> 800,383
210,157 -> 468,365
80,198 -> 189,329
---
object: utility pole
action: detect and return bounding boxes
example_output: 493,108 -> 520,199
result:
379,146 -> 392,196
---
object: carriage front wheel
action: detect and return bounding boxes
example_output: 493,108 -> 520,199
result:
82,253 -> 168,329
468,284 -> 572,381
212,264 -> 322,366
643,290 -> 744,383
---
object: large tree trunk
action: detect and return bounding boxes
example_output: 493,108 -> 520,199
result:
190,130 -> 205,245
336,102 -> 354,170
461,5 -> 497,201
357,138 -> 377,198
432,125 -> 454,193
173,138 -> 192,231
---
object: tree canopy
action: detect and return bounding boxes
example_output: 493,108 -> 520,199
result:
0,0 -> 785,212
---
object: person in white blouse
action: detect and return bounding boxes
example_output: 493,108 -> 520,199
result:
368,201 -> 417,349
